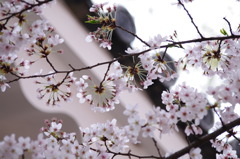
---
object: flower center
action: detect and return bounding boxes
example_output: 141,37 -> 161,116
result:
94,85 -> 105,94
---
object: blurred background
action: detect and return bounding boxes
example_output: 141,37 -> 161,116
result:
1,0 -> 240,158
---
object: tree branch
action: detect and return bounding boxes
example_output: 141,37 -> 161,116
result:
6,34 -> 240,84
165,118 -> 240,159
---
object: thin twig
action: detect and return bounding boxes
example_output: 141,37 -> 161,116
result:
116,25 -> 151,47
188,122 -> 197,137
46,56 -> 58,72
21,154 -> 25,159
58,72 -> 70,86
178,0 -> 204,38
152,138 -> 162,158
99,62 -> 112,87
161,47 -> 168,60
223,17 -> 234,36
108,150 -> 160,159
103,140 -> 160,158
161,34 -> 240,48
68,64 -> 75,70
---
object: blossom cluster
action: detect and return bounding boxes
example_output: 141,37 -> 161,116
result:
85,2 -> 117,50
181,38 -> 240,78
0,0 -> 46,16
120,82 -> 209,145
123,104 -> 175,144
0,53 -> 29,91
0,0 -> 63,93
139,52 -> 177,88
211,139 -> 238,159
0,116 -> 205,159
80,119 -> 129,154
0,119 -> 98,159
162,83 -> 208,125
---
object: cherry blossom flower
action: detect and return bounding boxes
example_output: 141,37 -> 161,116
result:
18,136 -> 31,150
125,47 -> 144,54
127,114 -> 146,130
123,104 -> 139,116
48,34 -> 64,46
220,105 -> 239,124
142,125 -> 156,138
189,147 -> 202,159
139,51 -> 177,88
185,124 -> 203,136
0,82 -> 10,92
76,75 -> 119,112
30,19 -> 52,38
118,61 -> 147,89
109,61 -> 142,92
89,2 -> 109,13
99,39 -> 112,50
147,34 -> 167,49
85,33 -> 94,42
36,72 -> 74,106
